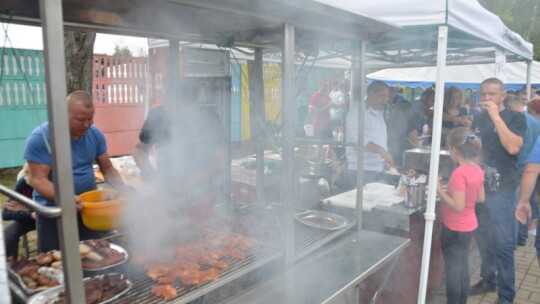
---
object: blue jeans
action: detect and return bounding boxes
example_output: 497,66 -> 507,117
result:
37,213 -> 109,252
441,225 -> 473,304
475,191 -> 516,302
3,219 -> 35,259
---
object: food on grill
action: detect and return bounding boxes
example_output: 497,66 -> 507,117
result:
151,284 -> 177,302
54,273 -> 130,304
135,232 -> 255,302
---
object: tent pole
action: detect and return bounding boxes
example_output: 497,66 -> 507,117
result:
417,25 -> 447,304
526,61 -> 533,99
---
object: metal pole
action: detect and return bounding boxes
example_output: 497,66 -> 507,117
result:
418,25 -> 448,304
249,49 -> 266,205
281,23 -> 296,268
38,0 -> 85,303
526,61 -> 533,99
354,41 -> 366,229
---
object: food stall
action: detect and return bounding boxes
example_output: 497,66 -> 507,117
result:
0,1 -> 412,303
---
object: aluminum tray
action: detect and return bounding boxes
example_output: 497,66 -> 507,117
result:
295,210 -> 348,230
26,273 -> 132,304
9,242 -> 128,295
82,242 -> 129,271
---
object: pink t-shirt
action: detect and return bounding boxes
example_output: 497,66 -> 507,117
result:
440,163 -> 484,232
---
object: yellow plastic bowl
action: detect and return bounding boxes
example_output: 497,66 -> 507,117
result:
80,190 -> 126,231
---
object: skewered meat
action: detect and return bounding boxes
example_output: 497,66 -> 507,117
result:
151,284 -> 177,302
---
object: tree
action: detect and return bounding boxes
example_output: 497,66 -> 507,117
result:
113,45 -> 133,57
479,0 -> 540,61
64,30 -> 96,93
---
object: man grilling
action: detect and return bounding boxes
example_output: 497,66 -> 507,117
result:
132,92 -> 227,220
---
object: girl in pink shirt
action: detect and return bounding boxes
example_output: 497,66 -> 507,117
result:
437,127 -> 485,304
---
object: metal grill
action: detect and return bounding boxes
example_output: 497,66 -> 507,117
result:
108,233 -> 282,304
293,219 -> 356,261
227,206 -> 357,261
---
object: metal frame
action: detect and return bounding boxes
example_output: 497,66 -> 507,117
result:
0,1 -> 401,302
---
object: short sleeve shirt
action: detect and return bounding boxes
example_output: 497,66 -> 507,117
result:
440,163 -> 484,232
23,123 -> 107,206
471,109 -> 526,191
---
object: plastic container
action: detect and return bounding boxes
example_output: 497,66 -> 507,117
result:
80,190 -> 126,231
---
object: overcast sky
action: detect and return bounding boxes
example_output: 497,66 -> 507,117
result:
0,24 -> 148,56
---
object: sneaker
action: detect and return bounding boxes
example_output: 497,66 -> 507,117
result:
469,280 -> 496,295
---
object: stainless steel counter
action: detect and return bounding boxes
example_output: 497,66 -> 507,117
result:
225,230 -> 409,304
323,188 -> 424,232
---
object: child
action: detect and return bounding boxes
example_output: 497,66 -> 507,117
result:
436,127 -> 485,304
2,163 -> 35,260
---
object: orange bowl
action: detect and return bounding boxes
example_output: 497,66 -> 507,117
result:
80,190 -> 126,231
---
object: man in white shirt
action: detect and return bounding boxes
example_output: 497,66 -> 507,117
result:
344,80 -> 393,188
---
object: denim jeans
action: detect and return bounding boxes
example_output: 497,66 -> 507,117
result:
3,219 -> 35,259
475,191 -> 517,302
441,225 -> 473,304
37,213 -> 109,252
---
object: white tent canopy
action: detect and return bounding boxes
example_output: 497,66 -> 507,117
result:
368,61 -> 540,91
318,0 -> 533,67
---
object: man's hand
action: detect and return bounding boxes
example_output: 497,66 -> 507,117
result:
515,201 -> 532,224
480,100 -> 499,119
381,151 -> 394,168
75,195 -> 83,213
4,201 -> 30,212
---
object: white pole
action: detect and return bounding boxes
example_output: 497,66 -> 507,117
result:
417,25 -> 447,304
526,61 -> 533,99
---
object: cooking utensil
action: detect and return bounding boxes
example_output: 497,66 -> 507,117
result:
295,210 -> 348,230
306,158 -> 333,176
27,273 -> 132,304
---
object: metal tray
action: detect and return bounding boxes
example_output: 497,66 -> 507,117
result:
27,273 -> 132,304
9,242 -> 129,295
295,210 -> 348,230
82,242 -> 129,271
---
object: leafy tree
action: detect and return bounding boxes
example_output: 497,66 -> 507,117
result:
479,0 -> 540,61
113,45 -> 133,57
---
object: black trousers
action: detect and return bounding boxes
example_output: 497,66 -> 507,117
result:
441,225 -> 473,304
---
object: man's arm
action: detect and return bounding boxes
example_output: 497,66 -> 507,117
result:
365,142 -> 393,167
95,152 -> 128,190
27,161 -> 55,200
483,101 -> 523,155
132,140 -> 157,182
516,163 -> 540,223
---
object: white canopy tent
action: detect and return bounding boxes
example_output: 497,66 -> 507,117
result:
368,61 -> 540,91
317,1 -> 534,303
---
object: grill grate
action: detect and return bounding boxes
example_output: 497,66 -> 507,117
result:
108,233 -> 282,304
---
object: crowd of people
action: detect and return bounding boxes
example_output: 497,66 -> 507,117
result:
307,77 -> 540,304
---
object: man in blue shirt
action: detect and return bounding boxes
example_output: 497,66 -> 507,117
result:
24,90 -> 129,252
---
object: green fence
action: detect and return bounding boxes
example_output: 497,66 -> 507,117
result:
0,48 -> 48,168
